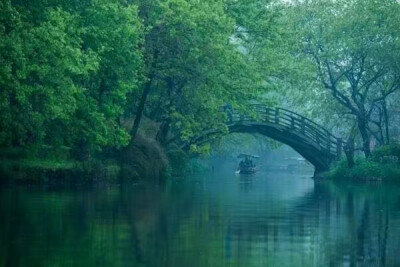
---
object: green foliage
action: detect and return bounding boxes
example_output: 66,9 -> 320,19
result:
132,0 -> 274,152
121,135 -> 168,181
212,133 -> 274,159
1,0 -> 277,171
371,144 -> 400,166
275,0 -> 400,144
327,157 -> 400,182
0,0 -> 144,159
371,143 -> 400,162
166,147 -> 190,175
5,0 -> 399,180
1,158 -> 76,171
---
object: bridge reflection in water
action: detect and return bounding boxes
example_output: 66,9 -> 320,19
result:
1,170 -> 399,267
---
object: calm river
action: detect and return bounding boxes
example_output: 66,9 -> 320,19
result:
1,168 -> 400,266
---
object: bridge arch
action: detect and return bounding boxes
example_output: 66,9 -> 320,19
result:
184,105 -> 344,174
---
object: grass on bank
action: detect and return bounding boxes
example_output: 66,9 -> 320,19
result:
0,134 -> 168,183
326,159 -> 400,181
325,144 -> 400,182
0,158 -> 77,170
0,157 -> 122,183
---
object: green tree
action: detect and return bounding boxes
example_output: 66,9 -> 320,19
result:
284,0 -> 400,157
0,0 -> 144,160
71,0 -> 144,157
130,0 -> 268,153
0,3 -> 93,150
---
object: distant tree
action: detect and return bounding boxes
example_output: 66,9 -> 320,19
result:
285,0 -> 400,157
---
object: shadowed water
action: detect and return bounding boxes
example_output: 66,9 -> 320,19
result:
1,169 -> 400,266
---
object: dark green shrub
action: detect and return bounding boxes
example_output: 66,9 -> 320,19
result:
327,157 -> 400,182
121,135 -> 168,181
372,143 -> 400,164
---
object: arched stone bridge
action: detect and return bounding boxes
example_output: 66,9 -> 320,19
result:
183,104 -> 344,174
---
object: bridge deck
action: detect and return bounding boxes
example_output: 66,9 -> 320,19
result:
183,104 -> 344,172
230,104 -> 343,160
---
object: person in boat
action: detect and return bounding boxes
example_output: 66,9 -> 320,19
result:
244,157 -> 254,168
244,157 -> 248,168
238,157 -> 254,172
237,154 -> 259,173
238,160 -> 245,171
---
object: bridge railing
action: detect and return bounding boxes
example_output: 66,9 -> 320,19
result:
230,104 -> 343,159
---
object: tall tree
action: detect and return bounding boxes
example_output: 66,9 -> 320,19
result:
285,0 -> 400,157
0,0 -> 144,159
130,0 -> 268,152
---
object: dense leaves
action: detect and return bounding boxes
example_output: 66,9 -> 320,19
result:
1,0 -> 399,165
275,0 -> 400,156
130,0 -> 270,152
0,0 -> 143,158
0,0 -> 274,160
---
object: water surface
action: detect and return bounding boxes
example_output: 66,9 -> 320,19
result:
1,169 -> 400,266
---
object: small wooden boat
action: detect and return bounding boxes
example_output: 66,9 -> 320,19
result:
237,154 -> 260,174
238,167 -> 258,174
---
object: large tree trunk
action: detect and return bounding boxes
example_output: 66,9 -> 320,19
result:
131,78 -> 152,140
383,101 -> 390,144
156,119 -> 171,146
358,118 -> 371,158
344,137 -> 355,168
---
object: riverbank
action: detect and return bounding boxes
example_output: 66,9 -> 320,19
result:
322,144 -> 400,182
323,159 -> 400,182
0,158 -> 121,184
0,134 -> 170,184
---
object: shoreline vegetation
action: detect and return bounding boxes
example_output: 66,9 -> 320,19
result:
0,132 -> 208,184
0,134 -> 170,184
3,143 -> 400,185
0,0 -> 265,182
321,144 -> 400,183
1,0 -> 400,185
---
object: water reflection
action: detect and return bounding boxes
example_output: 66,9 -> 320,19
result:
1,170 -> 400,266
